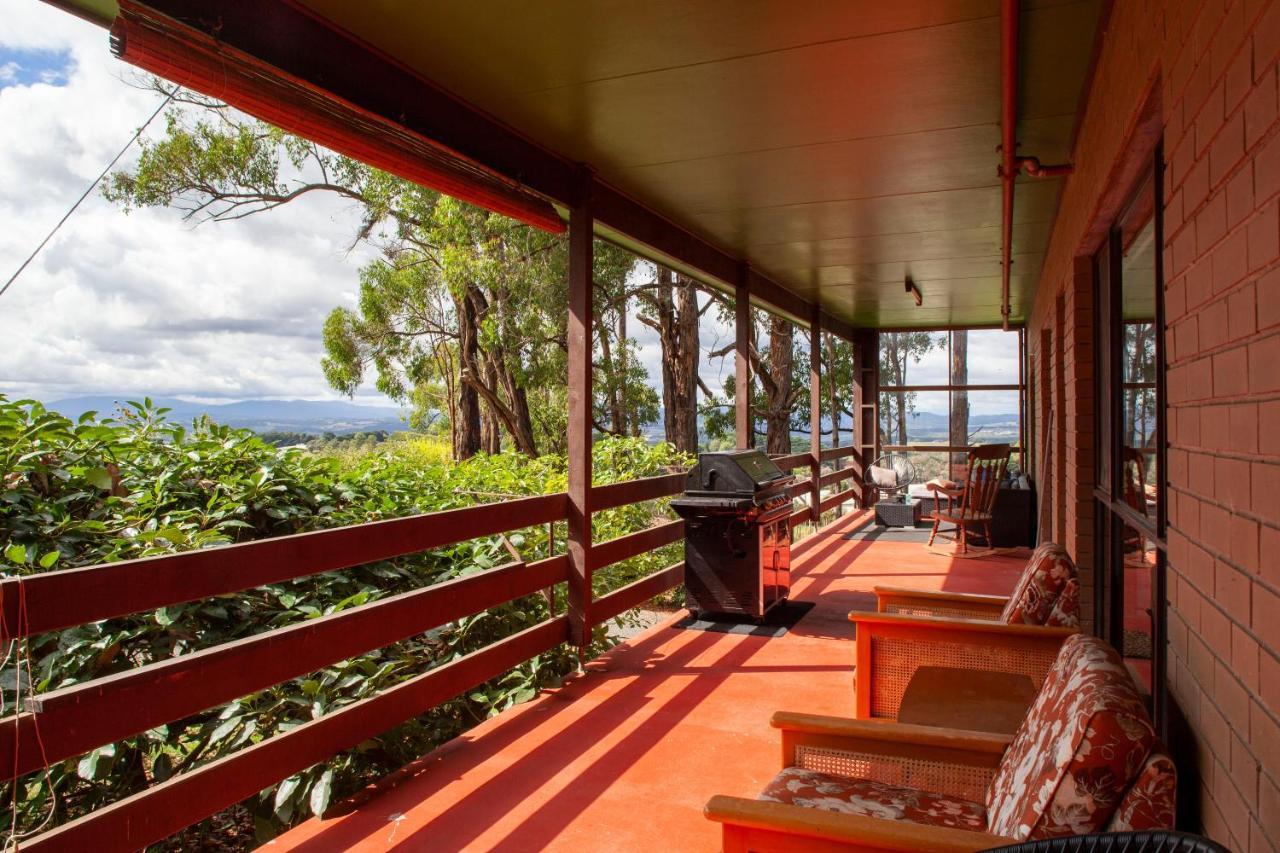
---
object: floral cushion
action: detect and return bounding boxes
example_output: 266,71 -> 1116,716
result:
1045,578 -> 1081,629
759,767 -> 988,832
1105,748 -> 1176,831
986,634 -> 1154,839
1001,543 -> 1077,626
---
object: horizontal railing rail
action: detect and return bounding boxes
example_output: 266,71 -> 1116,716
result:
591,562 -> 685,627
590,472 -> 684,511
4,555 -> 568,780
0,492 -> 568,639
819,445 -> 859,462
588,520 -> 683,572
820,486 -> 861,514
26,617 -> 569,853
9,468 -> 702,850
786,480 -> 812,500
769,452 -> 810,471
819,467 -> 860,488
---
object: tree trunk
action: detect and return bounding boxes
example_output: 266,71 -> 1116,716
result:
949,330 -> 969,478
654,266 -> 701,453
600,311 -> 624,435
462,287 -> 540,457
481,357 -> 503,454
453,291 -> 483,461
764,315 -> 794,454
676,275 -> 700,451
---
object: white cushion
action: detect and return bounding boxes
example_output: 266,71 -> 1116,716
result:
869,465 -> 898,488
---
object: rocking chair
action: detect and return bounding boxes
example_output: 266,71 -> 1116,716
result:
927,444 -> 1011,554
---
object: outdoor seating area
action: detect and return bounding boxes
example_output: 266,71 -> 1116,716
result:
263,515 -> 1175,852
706,632 -> 1174,851
272,512 -> 1035,851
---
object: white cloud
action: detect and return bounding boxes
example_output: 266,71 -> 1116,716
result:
0,1 -> 385,406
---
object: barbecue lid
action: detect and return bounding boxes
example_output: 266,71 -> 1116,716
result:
682,449 -> 793,496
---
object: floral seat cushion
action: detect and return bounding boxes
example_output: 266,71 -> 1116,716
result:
986,634 -> 1155,839
759,767 -> 988,832
1001,542 -> 1078,626
1045,577 -> 1081,629
1105,747 -> 1177,831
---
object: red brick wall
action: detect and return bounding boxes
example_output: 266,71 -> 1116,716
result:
1027,0 -> 1280,849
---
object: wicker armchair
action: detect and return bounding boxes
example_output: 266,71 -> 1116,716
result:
706,636 -> 1176,852
864,452 -> 916,503
851,543 -> 1081,723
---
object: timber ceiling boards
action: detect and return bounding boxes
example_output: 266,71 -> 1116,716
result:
292,0 -> 1103,328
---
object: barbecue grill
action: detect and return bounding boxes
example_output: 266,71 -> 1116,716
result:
671,450 -> 795,620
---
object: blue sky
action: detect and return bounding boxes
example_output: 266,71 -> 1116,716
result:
0,46 -> 72,89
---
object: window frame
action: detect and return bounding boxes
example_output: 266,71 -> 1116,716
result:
1091,145 -> 1168,733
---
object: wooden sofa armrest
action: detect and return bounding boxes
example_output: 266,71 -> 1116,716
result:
873,586 -> 1009,619
848,612 -> 1076,720
849,610 -> 1077,639
706,796 -> 1014,853
770,712 -> 1012,759
769,713 -> 1009,802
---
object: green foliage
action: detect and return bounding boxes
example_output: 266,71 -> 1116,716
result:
105,93 -> 663,459
0,396 -> 690,844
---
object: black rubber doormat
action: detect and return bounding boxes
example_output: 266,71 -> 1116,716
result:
842,525 -> 933,543
672,600 -> 816,638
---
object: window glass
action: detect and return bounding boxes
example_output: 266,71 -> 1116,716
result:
1117,215 -> 1159,690
958,329 -> 1020,385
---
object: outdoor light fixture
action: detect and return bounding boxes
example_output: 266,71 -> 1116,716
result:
905,278 -> 923,306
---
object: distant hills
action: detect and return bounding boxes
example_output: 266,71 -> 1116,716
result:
46,396 -> 409,436
38,395 -> 1019,443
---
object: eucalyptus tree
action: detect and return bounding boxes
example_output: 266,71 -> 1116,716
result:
103,86 -> 647,458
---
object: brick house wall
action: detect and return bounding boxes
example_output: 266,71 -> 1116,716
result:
1026,0 -> 1280,849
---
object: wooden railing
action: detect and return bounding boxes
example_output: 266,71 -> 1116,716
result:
770,447 -> 865,531
6,476 -> 689,852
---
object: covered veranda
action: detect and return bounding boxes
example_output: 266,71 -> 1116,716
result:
18,0 -> 1279,849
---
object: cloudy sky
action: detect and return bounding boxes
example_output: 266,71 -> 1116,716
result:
0,1 -> 1016,419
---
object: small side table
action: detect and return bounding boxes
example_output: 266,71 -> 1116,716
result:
874,499 -> 921,528
897,666 -> 1037,735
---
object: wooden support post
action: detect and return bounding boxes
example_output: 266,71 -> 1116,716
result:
567,179 -> 593,651
853,329 -> 880,508
735,269 -> 752,451
810,307 -> 822,525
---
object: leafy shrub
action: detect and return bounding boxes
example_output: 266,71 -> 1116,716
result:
0,396 -> 690,845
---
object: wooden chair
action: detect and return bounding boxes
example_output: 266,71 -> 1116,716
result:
1122,447 -> 1151,556
706,635 -> 1176,852
927,444 -> 1011,553
851,543 -> 1081,726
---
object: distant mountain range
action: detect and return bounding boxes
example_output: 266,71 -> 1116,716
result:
46,395 -> 409,436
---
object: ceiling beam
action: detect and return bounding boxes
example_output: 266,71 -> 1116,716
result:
124,0 -> 857,340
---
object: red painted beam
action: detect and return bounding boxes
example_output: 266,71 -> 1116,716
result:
0,492 -> 567,639
24,617 -> 569,853
1,556 -> 568,780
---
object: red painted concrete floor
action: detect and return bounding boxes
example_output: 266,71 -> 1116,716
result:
271,512 -> 1028,852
